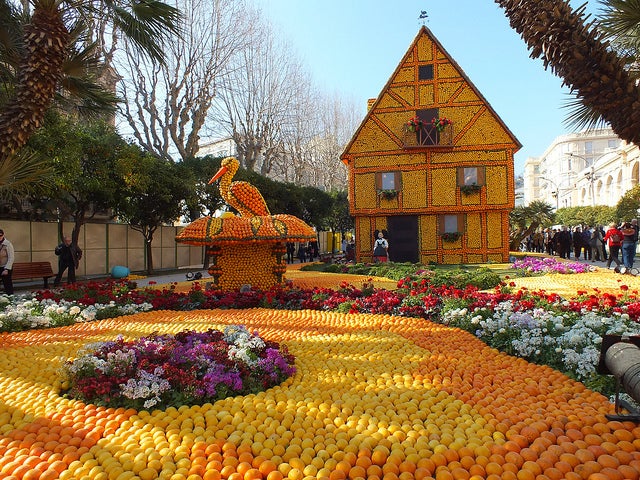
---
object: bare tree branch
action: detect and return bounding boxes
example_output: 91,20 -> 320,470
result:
116,0 -> 249,160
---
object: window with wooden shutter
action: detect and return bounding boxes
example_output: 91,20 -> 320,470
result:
457,166 -> 486,186
376,172 -> 400,191
439,214 -> 464,234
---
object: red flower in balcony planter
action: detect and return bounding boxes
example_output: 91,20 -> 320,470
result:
406,116 -> 425,131
431,117 -> 452,132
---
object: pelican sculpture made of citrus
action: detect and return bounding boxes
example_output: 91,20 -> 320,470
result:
179,155 -> 316,290
209,157 -> 270,217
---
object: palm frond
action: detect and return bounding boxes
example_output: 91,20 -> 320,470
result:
56,78 -> 120,116
0,150 -> 54,199
598,0 -> 640,36
110,1 -> 183,64
0,0 -> 25,66
561,94 -> 610,131
0,0 -> 26,97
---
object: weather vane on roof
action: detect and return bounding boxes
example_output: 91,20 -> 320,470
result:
419,10 -> 428,25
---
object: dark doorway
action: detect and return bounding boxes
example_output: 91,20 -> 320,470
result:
387,216 -> 419,263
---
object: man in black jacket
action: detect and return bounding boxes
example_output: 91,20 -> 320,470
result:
555,226 -> 572,259
53,236 -> 82,286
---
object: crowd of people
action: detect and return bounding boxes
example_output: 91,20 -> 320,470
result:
522,220 -> 639,271
286,241 -> 320,264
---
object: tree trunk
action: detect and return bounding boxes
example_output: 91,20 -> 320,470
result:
495,0 -> 640,145
0,5 -> 69,160
146,238 -> 154,275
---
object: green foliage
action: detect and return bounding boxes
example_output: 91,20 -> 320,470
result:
616,184 -> 640,222
179,156 -> 225,221
325,190 -> 354,234
508,201 -> 555,250
26,112 -> 128,239
302,262 -> 502,290
428,268 -> 501,290
554,205 -> 617,227
335,301 -> 354,313
298,185 -> 334,228
114,152 -> 194,273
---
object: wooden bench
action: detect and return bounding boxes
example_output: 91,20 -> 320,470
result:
11,262 -> 55,288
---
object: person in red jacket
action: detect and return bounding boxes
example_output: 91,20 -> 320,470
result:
603,222 -> 623,269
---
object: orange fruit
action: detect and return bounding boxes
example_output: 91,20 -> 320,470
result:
244,468 -> 261,480
204,471 -> 222,480
348,465 -> 366,480
372,450 -> 388,466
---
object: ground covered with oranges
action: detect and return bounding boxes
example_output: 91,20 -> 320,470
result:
1,300 -> 640,480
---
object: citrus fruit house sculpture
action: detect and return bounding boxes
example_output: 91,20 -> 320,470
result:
176,157 -> 317,290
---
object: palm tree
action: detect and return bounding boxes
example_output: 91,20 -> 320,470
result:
495,0 -> 640,144
509,201 -> 556,251
0,0 -> 182,161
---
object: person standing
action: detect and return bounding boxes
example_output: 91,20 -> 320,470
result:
296,243 -> 306,263
620,222 -> 636,270
544,228 -> 554,255
54,236 -> 82,286
346,240 -> 355,262
581,227 -> 592,261
589,227 -> 604,262
555,226 -> 572,259
631,219 -> 639,267
0,229 -> 15,295
373,231 -> 389,263
603,223 -> 623,269
598,225 -> 608,261
286,242 -> 295,264
532,230 -> 544,253
572,227 -> 586,260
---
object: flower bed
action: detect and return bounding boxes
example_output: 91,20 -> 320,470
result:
511,256 -> 592,275
62,326 -> 295,410
2,266 -> 640,479
2,270 -> 640,392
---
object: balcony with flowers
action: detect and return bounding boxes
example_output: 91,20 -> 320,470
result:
403,116 -> 453,148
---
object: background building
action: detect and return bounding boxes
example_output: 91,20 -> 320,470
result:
523,128 -> 640,208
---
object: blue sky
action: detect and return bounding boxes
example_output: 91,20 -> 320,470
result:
253,0 -> 601,175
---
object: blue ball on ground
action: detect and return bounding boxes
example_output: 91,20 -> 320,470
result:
111,265 -> 130,279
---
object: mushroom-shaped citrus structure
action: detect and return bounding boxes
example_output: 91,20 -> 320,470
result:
176,213 -> 316,290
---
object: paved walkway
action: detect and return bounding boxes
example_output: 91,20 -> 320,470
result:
133,268 -> 210,288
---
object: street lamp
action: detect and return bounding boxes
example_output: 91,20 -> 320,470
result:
541,177 -> 559,210
584,166 -> 597,207
567,152 -> 607,206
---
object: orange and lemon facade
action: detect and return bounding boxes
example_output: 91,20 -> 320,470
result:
341,27 -> 521,264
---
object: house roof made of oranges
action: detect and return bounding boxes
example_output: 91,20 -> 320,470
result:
340,26 -> 522,165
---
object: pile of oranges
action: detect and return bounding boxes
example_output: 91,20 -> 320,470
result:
0,308 -> 638,480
